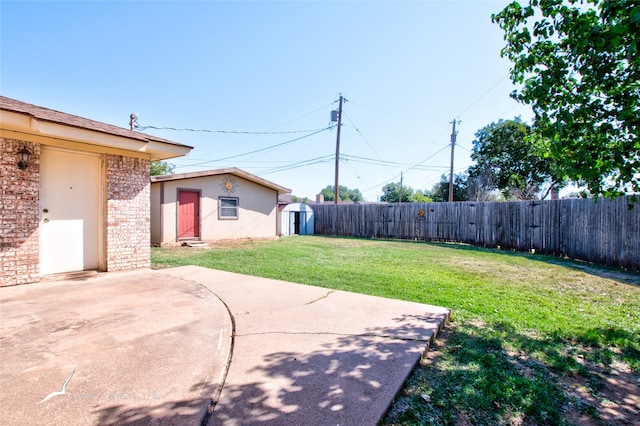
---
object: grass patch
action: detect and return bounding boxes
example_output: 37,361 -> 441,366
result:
152,236 -> 640,425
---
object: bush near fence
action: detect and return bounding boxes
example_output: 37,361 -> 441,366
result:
312,196 -> 640,272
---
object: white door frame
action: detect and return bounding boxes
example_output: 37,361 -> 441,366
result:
40,146 -> 105,276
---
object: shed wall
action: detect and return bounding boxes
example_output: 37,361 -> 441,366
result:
153,175 -> 279,244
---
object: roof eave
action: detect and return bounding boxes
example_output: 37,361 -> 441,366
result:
151,167 -> 291,194
0,97 -> 192,160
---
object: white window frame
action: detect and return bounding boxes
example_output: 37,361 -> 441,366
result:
219,197 -> 239,220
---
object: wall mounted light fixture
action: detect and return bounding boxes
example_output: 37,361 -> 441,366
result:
17,146 -> 31,170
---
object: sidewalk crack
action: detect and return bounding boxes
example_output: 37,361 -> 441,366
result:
305,290 -> 334,305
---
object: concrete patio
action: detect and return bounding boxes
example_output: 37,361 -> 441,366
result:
0,266 -> 449,425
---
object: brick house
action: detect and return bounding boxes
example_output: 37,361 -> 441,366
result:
0,96 -> 192,286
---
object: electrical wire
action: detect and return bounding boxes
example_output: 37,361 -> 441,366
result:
340,156 -> 372,189
152,77 -> 526,197
269,101 -> 335,129
397,74 -> 518,185
342,111 -> 396,179
341,154 -> 449,171
359,142 -> 452,196
175,126 -> 334,169
454,73 -> 511,119
259,154 -> 334,175
137,124 -> 330,135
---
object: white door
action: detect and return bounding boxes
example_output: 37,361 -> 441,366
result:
41,148 -> 101,275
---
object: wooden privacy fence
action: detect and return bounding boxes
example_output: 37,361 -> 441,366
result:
312,196 -> 640,272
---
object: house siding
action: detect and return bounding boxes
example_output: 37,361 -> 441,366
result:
0,138 -> 41,286
106,154 -> 150,271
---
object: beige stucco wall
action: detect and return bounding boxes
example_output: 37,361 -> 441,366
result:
152,174 -> 279,244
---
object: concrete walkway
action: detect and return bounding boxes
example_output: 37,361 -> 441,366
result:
1,266 -> 449,425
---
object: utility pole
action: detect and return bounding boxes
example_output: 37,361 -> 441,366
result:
399,171 -> 403,203
333,94 -> 344,205
448,119 -> 459,202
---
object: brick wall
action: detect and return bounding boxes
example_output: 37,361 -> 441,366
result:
1,144 -> 152,285
106,154 -> 151,271
0,138 -> 40,286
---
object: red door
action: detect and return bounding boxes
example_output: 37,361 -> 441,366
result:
178,191 -> 200,239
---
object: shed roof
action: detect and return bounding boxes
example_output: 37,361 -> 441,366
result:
151,167 -> 291,195
0,96 -> 192,160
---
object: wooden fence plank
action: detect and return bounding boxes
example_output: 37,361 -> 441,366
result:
311,196 -> 639,271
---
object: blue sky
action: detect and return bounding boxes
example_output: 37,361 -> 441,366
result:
1,1 -> 533,201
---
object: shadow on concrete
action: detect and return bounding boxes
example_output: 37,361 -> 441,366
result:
92,314 -> 447,425
94,392 -> 212,426
211,314 -> 448,425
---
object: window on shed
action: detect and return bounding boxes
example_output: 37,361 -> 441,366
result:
219,197 -> 239,219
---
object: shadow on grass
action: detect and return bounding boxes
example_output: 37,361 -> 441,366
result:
385,320 -> 640,425
95,314 -> 448,425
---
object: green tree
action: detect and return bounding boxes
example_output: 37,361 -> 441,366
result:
319,185 -> 363,202
150,161 -> 175,176
380,182 -> 415,203
427,174 -> 469,202
493,1 -> 640,198
468,118 -> 556,200
410,191 -> 433,203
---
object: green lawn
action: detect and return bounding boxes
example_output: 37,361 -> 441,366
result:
152,236 -> 640,425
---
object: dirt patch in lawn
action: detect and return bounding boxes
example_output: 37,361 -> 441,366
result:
384,323 -> 640,425
563,360 -> 640,425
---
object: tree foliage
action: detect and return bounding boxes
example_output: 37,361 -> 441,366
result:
493,0 -> 640,198
150,161 -> 175,176
320,185 -> 363,202
411,191 -> 433,203
380,182 -> 415,203
427,174 -> 469,202
468,118 -> 556,200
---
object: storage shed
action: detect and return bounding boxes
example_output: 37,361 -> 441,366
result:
280,203 -> 314,236
151,168 -> 290,245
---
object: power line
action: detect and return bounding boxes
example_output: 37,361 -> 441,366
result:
454,73 -> 510,119
404,142 -> 452,175
269,101 -> 335,129
174,126 -> 334,169
340,157 -> 373,190
359,142 -> 452,195
259,154 -> 334,175
342,111 -> 396,179
388,74 -> 516,195
137,124 -> 331,135
341,154 -> 449,171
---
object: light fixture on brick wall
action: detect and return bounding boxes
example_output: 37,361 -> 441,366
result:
17,146 -> 31,170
